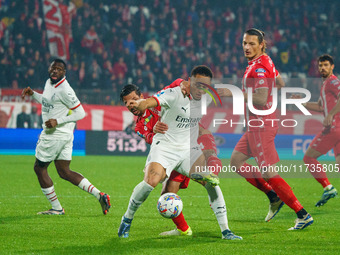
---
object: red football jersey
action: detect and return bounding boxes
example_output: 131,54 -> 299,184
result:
135,78 -> 183,144
320,74 -> 340,123
242,54 -> 278,131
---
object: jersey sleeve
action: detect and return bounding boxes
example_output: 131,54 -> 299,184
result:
163,78 -> 184,90
152,86 -> 179,108
59,85 -> 81,109
328,78 -> 340,98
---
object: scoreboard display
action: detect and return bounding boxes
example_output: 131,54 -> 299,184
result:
86,130 -> 149,156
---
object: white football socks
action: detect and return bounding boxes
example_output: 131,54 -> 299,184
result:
124,180 -> 154,219
41,186 -> 63,210
78,178 -> 101,200
205,183 -> 229,232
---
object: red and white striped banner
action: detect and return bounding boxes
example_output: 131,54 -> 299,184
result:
42,0 -> 75,60
0,101 -> 324,135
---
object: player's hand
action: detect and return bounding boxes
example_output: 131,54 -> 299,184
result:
323,114 -> 333,127
45,119 -> 58,128
153,121 -> 168,134
217,88 -> 232,97
129,99 -> 141,110
21,87 -> 34,99
180,80 -> 191,99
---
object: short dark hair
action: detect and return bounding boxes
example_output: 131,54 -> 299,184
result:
245,28 -> 266,52
318,54 -> 334,65
52,58 -> 67,70
120,84 -> 141,102
190,65 -> 213,78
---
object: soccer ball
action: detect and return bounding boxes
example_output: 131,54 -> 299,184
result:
157,193 -> 183,219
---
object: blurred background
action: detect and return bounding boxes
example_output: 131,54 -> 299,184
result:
0,0 -> 338,159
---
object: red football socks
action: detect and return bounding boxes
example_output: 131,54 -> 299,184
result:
206,155 -> 222,175
303,155 -> 331,188
172,212 -> 189,232
268,175 -> 303,213
237,163 -> 273,194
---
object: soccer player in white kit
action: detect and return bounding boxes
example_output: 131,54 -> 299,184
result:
21,59 -> 111,215
118,65 -> 242,240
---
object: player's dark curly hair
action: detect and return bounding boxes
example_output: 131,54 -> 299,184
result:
245,28 -> 267,53
318,54 -> 334,65
190,65 -> 213,78
52,58 -> 67,70
120,84 -> 141,102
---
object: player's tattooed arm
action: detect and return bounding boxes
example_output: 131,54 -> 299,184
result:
247,87 -> 268,106
276,73 -> 285,90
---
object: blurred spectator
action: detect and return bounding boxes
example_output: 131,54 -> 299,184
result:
1,0 -> 340,105
144,37 -> 161,56
113,57 -> 128,79
30,105 -> 42,129
25,67 -> 39,87
81,25 -> 99,51
123,33 -> 136,55
16,105 -> 31,128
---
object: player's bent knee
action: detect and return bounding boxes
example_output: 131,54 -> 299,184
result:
34,159 -> 49,174
56,168 -> 72,180
162,180 -> 181,194
144,176 -> 161,188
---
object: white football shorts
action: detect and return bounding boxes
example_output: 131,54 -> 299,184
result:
145,141 -> 203,178
35,137 -> 74,162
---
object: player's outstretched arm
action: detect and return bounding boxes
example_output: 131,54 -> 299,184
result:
131,97 -> 158,112
249,87 -> 268,106
217,88 -> 233,97
295,97 -> 323,112
21,87 -> 43,103
21,87 -> 34,99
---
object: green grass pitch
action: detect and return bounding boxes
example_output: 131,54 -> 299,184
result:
0,155 -> 339,254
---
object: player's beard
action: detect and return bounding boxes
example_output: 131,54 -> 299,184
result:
49,74 -> 63,84
320,71 -> 331,79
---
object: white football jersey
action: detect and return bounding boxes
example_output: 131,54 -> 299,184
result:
152,86 -> 208,149
40,77 -> 81,140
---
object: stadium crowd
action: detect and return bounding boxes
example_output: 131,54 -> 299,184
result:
0,0 -> 339,103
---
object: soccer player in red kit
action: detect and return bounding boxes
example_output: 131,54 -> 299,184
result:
120,78 -> 225,236
301,54 -> 339,206
225,28 -> 313,230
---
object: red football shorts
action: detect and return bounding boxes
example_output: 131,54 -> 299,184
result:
309,126 -> 340,156
197,133 -> 217,153
234,129 -> 280,167
168,170 -> 190,189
